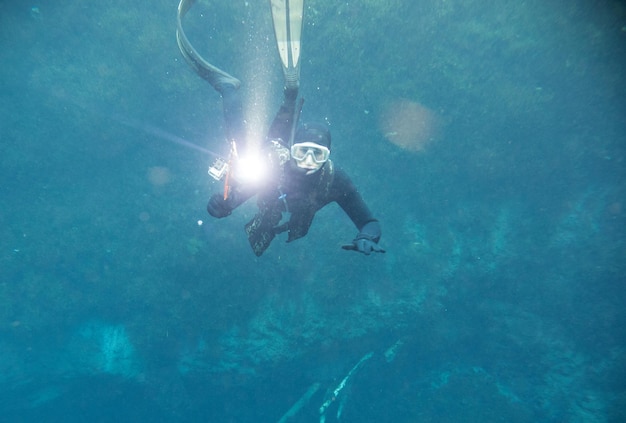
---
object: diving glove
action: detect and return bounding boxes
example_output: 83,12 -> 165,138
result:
207,193 -> 236,218
342,221 -> 385,255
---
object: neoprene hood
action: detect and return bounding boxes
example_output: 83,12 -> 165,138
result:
294,122 -> 331,150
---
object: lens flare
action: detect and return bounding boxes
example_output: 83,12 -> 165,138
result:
147,166 -> 172,186
379,99 -> 441,152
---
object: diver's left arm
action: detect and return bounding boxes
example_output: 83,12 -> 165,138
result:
333,168 -> 385,255
267,87 -> 299,145
207,182 -> 255,218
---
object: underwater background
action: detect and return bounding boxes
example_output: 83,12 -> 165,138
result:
1,0 -> 624,421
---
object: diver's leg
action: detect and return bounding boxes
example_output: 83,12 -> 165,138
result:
220,85 -> 245,146
202,65 -> 241,93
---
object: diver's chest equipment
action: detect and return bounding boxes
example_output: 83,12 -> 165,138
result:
268,139 -> 291,167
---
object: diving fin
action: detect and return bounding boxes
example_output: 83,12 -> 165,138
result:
176,0 -> 241,90
270,0 -> 304,90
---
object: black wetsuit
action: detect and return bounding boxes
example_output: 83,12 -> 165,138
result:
208,87 -> 380,256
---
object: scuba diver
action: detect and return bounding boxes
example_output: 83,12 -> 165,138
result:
177,0 -> 384,257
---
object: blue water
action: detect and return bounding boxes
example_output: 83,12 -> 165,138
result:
1,0 -> 624,421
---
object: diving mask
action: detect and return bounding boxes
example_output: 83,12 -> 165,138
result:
290,142 -> 330,164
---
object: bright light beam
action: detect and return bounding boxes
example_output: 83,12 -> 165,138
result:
112,113 -> 221,158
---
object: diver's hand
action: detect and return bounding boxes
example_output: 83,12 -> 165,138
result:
207,193 -> 234,218
342,221 -> 385,255
342,236 -> 385,255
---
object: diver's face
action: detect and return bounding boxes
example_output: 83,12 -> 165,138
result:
295,152 -> 324,174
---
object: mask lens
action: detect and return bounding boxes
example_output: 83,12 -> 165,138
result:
292,145 -> 308,161
313,148 -> 325,161
291,142 -> 329,163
